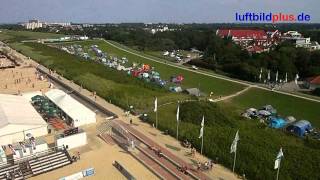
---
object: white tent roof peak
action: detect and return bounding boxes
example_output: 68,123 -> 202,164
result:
45,89 -> 96,126
0,94 -> 47,128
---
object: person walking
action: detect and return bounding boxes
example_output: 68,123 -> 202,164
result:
77,151 -> 81,160
197,162 -> 201,171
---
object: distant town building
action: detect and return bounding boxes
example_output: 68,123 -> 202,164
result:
23,19 -> 71,30
24,19 -> 43,30
144,25 -> 174,34
44,22 -> 71,27
82,24 -> 94,28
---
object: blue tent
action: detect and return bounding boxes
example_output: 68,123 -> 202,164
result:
270,117 -> 287,129
287,120 -> 312,137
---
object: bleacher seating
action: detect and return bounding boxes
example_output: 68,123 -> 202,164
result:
0,148 -> 72,179
29,150 -> 72,176
0,164 -> 24,180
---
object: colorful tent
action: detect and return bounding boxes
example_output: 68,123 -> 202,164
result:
142,64 -> 151,72
171,75 -> 184,83
269,117 -> 287,129
286,120 -> 312,137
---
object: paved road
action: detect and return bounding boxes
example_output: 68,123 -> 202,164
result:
104,40 -> 320,104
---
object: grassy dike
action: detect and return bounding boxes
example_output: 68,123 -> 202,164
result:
0,30 -> 319,179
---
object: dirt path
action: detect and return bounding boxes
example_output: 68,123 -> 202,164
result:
210,85 -> 254,102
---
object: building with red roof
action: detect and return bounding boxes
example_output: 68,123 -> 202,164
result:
216,29 -> 267,40
304,75 -> 320,90
216,28 -> 280,53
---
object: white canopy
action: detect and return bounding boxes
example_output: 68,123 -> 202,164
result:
0,94 -> 46,129
45,89 -> 96,127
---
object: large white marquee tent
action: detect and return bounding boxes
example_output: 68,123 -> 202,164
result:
45,89 -> 96,127
0,94 -> 48,145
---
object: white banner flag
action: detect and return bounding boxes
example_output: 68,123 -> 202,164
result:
176,105 -> 179,122
285,73 -> 288,83
259,68 -> 262,81
274,148 -> 284,169
154,97 -> 157,112
267,70 -> 271,81
199,126 -> 203,139
295,74 -> 299,85
275,71 -> 278,82
199,116 -> 205,138
201,116 -> 204,127
230,130 -> 239,153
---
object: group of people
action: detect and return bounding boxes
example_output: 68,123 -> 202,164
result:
71,151 -> 81,162
5,169 -> 22,180
179,165 -> 189,174
150,146 -> 163,158
197,160 -> 213,171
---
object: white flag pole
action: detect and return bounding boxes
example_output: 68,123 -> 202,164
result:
176,104 -> 179,140
231,130 -> 239,172
154,97 -> 158,129
176,121 -> 179,139
276,159 -> 281,180
156,110 -> 158,129
200,116 -> 204,154
233,148 -> 237,172
201,131 -> 204,154
275,147 -> 284,180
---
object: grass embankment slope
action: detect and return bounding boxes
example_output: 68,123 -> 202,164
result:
11,41 -> 188,110
61,39 -> 246,96
1,31 -> 320,180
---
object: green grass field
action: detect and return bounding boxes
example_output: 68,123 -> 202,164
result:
59,39 -> 246,96
0,29 -> 62,43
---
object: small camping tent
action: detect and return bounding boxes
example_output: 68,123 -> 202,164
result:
285,116 -> 296,124
258,110 -> 271,117
269,117 -> 287,129
286,120 -> 312,137
262,105 -> 277,115
185,88 -> 200,96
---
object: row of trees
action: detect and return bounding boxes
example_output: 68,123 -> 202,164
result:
199,36 -> 320,81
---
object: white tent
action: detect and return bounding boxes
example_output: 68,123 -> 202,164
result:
45,89 -> 96,127
0,94 -> 47,145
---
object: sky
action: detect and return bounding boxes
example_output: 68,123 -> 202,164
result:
0,0 -> 319,23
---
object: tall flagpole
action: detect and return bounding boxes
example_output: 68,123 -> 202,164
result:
156,110 -> 158,129
276,159 -> 281,180
154,97 -> 158,129
176,104 -> 179,140
231,130 -> 239,173
233,149 -> 237,172
176,120 -> 179,139
201,133 -> 204,154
